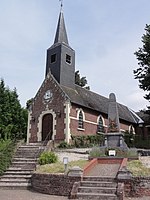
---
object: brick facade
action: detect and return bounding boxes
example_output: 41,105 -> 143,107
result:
27,73 -> 138,144
27,74 -> 67,143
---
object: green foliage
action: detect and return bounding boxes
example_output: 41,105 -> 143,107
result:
58,141 -> 71,149
75,70 -> 90,90
89,147 -> 106,158
0,139 -> 16,175
134,24 -> 150,106
0,79 -> 28,140
71,134 -> 104,148
89,147 -> 137,158
38,151 -> 58,165
26,98 -> 34,110
124,132 -> 150,149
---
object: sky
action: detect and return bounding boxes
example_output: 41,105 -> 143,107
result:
0,0 -> 150,111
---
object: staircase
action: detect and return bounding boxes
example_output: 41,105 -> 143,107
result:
76,176 -> 118,200
0,143 -> 44,189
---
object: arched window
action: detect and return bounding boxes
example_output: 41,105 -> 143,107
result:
97,116 -> 104,133
78,110 -> 84,129
129,125 -> 135,135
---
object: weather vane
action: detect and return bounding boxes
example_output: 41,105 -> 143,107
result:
59,0 -> 63,9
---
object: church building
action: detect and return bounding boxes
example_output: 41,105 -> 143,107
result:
27,10 -> 143,144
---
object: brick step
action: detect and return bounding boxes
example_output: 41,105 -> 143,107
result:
77,192 -> 118,200
83,176 -> 116,182
80,181 -> 117,188
78,186 -> 116,194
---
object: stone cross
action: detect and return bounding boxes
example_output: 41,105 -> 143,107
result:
107,93 -> 120,133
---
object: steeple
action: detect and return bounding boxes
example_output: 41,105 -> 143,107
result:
45,10 -> 75,89
54,11 -> 69,45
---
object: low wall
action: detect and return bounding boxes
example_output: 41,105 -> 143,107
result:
31,173 -> 81,197
123,177 -> 150,197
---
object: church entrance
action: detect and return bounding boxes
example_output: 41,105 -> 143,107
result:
42,114 -> 53,141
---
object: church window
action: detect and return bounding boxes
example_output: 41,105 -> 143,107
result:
66,54 -> 71,64
129,125 -> 135,135
78,111 -> 84,129
97,116 -> 104,133
51,54 -> 56,63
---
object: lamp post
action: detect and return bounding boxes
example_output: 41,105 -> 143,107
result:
63,157 -> 68,173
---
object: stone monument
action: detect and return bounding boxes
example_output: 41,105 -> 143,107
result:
104,93 -> 128,149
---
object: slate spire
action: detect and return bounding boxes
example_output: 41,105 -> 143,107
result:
54,10 -> 69,45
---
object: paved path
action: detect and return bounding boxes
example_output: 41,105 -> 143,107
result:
0,189 -> 149,200
0,189 -> 68,200
86,163 -> 120,177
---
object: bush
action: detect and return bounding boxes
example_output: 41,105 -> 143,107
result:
71,134 -> 104,148
58,141 -> 70,149
89,147 -> 106,158
0,139 -> 16,175
38,151 -> 58,165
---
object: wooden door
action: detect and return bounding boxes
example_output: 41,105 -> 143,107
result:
42,114 -> 53,141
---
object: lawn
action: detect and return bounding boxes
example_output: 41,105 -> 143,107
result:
36,159 -> 89,173
127,160 -> 150,176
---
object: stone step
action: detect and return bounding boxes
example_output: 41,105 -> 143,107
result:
13,158 -> 37,162
80,181 -> 117,188
0,182 -> 31,189
2,174 -> 32,179
0,178 -> 30,183
7,168 -> 33,172
78,186 -> 116,194
83,176 -> 116,182
14,154 -> 39,158
4,170 -> 33,175
77,192 -> 118,200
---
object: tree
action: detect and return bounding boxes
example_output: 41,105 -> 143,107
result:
0,79 -> 28,140
75,70 -> 90,90
134,24 -> 150,110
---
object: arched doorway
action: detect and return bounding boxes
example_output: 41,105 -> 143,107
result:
42,114 -> 53,141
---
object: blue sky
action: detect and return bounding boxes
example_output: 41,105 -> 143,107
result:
0,0 -> 150,111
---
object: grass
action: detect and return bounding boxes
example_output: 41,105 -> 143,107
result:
127,160 -> 150,176
36,159 -> 89,174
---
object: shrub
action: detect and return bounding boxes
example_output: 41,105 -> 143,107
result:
71,134 -> 104,148
38,151 -> 58,165
58,141 -> 70,149
89,147 -> 106,158
0,139 -> 16,175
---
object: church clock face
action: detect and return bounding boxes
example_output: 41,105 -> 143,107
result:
43,90 -> 53,103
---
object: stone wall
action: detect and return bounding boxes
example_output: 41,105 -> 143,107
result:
31,173 -> 81,197
120,177 -> 150,197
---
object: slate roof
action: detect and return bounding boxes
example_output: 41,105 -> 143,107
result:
61,84 -> 141,124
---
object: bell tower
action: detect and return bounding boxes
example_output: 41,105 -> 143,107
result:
46,10 -> 75,89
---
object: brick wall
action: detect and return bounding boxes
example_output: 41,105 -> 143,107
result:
31,173 -> 81,197
70,104 -> 132,136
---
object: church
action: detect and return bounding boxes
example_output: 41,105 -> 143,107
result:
27,9 -> 144,144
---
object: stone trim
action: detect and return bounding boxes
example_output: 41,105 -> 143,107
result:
27,110 -> 32,144
64,101 -> 71,143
